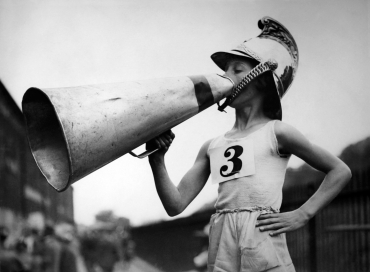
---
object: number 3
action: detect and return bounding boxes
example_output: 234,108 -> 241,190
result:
220,145 -> 243,177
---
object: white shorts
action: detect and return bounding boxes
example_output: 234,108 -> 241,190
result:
208,207 -> 295,272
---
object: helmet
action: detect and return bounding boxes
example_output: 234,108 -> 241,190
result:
211,16 -> 299,120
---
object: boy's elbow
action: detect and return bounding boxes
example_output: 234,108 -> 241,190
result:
166,206 -> 184,217
167,212 -> 179,217
340,163 -> 352,182
345,166 -> 352,181
166,209 -> 179,217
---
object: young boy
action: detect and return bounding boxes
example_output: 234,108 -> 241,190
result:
147,17 -> 351,272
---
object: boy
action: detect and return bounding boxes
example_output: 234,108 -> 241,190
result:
147,17 -> 351,272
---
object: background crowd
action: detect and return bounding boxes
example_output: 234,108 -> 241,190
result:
0,211 -> 134,272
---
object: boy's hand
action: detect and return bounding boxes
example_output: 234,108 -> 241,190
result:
146,130 -> 175,158
256,209 -> 310,236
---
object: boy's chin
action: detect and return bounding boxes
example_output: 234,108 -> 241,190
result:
228,101 -> 242,109
229,97 -> 248,107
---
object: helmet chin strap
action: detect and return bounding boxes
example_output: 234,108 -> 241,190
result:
217,59 -> 278,112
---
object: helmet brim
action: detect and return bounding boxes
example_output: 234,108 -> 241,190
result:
211,50 -> 283,120
211,50 -> 256,71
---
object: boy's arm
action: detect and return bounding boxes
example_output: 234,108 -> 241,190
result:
148,131 -> 211,217
256,121 -> 352,236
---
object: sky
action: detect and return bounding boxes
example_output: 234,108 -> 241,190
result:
0,0 -> 369,226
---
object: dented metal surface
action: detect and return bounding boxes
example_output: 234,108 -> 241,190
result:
22,74 -> 233,192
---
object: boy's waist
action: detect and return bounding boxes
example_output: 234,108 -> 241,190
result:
215,205 -> 279,215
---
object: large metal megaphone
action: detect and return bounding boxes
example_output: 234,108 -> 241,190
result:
22,74 -> 233,192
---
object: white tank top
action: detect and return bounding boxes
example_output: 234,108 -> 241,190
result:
207,120 -> 290,211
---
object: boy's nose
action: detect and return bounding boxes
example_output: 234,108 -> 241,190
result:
224,72 -> 234,80
224,73 -> 239,85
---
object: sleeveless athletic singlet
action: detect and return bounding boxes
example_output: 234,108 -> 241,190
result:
206,120 -> 296,272
207,120 -> 290,211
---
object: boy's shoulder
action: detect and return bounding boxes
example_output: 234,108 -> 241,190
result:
274,120 -> 299,138
200,137 -> 217,153
274,120 -> 309,153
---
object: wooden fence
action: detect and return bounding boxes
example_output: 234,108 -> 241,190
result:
282,138 -> 370,272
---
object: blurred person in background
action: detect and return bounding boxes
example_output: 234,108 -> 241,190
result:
13,238 -> 32,272
0,225 -> 26,272
54,223 -> 83,272
79,212 -> 134,272
193,224 -> 210,272
40,224 -> 62,272
24,213 -> 45,272
79,225 -> 120,272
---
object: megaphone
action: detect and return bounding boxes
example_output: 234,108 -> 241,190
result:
22,74 -> 233,192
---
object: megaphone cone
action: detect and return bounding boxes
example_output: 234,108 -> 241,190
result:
22,74 -> 233,191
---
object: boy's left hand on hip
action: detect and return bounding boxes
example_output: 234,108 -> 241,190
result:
256,209 -> 309,236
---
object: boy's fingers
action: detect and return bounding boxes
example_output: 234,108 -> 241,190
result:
163,134 -> 173,143
258,223 -> 283,232
158,130 -> 175,143
269,227 -> 289,236
258,213 -> 278,220
160,137 -> 170,146
256,218 -> 279,227
166,130 -> 175,140
157,137 -> 167,148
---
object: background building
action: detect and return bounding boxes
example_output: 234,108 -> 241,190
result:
0,80 -> 74,229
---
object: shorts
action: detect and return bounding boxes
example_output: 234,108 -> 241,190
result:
207,207 -> 295,272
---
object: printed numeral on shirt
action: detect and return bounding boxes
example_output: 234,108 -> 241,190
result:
220,145 -> 243,177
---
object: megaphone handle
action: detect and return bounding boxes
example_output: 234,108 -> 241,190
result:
129,147 -> 160,159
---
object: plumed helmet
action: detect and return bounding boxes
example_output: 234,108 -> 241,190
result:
211,16 -> 299,120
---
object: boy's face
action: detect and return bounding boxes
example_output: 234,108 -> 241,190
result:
224,57 -> 262,108
224,58 -> 255,86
